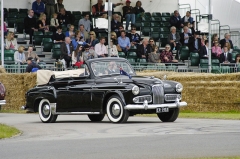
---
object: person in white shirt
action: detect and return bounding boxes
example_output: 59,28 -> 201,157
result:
106,39 -> 118,57
5,31 -> 18,50
14,46 -> 26,64
94,37 -> 108,58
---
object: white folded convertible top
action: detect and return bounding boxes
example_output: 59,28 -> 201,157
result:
37,69 -> 85,85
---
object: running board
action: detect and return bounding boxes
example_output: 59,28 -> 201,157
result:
55,112 -> 100,115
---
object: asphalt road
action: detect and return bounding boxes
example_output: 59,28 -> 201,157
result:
0,113 -> 240,159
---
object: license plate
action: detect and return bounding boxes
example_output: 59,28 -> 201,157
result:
156,107 -> 169,113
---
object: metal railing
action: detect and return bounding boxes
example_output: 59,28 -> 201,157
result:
230,31 -> 240,49
190,9 -> 200,30
220,25 -> 230,40
211,20 -> 220,38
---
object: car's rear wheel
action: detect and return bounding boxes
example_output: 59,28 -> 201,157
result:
106,95 -> 129,123
38,99 -> 58,123
88,114 -> 105,122
157,108 -> 179,122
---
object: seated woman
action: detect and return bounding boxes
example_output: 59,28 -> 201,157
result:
52,26 -> 65,43
72,44 -> 84,68
167,26 -> 181,55
65,25 -> 75,40
36,13 -> 49,34
148,45 -> 160,63
111,31 -> 122,52
127,26 -> 141,46
85,31 -> 99,48
160,44 -> 178,63
72,30 -> 87,50
106,39 -> 118,57
5,31 -> 18,50
14,46 -> 26,65
211,41 -> 222,58
134,1 -> 145,19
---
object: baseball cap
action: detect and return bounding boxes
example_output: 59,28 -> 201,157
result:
126,0 -> 131,3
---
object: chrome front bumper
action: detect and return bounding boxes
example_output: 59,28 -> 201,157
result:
0,100 -> 6,105
124,99 -> 187,110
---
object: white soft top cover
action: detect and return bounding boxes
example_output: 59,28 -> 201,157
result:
37,69 -> 85,85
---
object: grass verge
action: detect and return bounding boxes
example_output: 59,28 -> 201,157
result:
0,124 -> 21,139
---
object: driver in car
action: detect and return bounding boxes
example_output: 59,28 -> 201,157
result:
105,61 -> 117,74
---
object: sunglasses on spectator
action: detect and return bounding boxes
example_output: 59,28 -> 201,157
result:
90,34 -> 94,35
150,41 -> 154,42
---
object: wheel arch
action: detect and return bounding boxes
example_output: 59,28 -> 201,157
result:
102,91 -> 126,113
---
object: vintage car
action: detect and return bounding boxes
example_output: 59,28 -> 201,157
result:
22,58 -> 187,123
0,82 -> 6,111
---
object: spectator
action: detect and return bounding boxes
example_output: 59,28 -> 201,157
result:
160,44 -> 178,63
83,45 -> 97,62
148,45 -> 160,63
60,37 -> 74,68
42,0 -> 55,19
32,0 -> 45,17
26,57 -> 42,73
95,37 -> 108,58
118,30 -> 131,53
5,31 -> 18,50
122,0 -> 135,30
180,26 -> 192,46
72,44 -> 84,68
134,1 -> 145,18
219,44 -> 233,63
86,31 -> 99,48
137,38 -> 148,59
146,38 -> 158,54
92,0 -> 105,18
57,8 -> 74,27
78,14 -> 91,33
14,46 -> 26,65
79,24 -> 89,41
199,40 -> 209,59
36,13 -> 49,33
224,42 -> 232,53
235,54 -> 240,63
106,0 -> 123,13
0,18 -> 8,36
72,30 -> 87,50
181,11 -> 193,24
111,31 -> 122,51
50,13 -> 59,31
170,10 -> 183,29
52,26 -> 65,43
212,33 -> 219,44
182,22 -> 192,34
106,39 -> 118,57
25,45 -> 40,63
167,26 -> 181,54
111,14 -> 122,33
220,33 -> 233,49
212,41 -> 222,58
188,31 -> 201,53
117,25 -> 125,37
65,25 -> 75,39
24,10 -> 37,44
127,26 -> 141,46
55,0 -> 64,14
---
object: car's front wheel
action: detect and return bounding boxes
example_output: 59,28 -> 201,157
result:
38,99 -> 58,123
88,114 -> 105,122
157,108 -> 179,122
106,95 -> 129,123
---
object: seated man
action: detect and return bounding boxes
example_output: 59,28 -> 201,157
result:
94,37 -> 108,58
32,0 -> 45,17
78,14 -> 91,33
220,33 -> 233,49
52,26 -> 65,43
26,57 -> 42,73
169,10 -> 183,29
199,40 -> 209,59
118,30 -> 130,54
57,8 -> 75,26
137,38 -> 149,60
219,45 -> 233,63
24,10 -> 37,44
92,0 -> 106,18
180,26 -> 192,46
60,37 -> 74,68
188,31 -> 202,53
111,14 -> 122,33
82,45 -> 97,62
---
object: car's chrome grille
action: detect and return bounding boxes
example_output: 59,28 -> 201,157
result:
165,94 -> 181,102
152,84 -> 164,104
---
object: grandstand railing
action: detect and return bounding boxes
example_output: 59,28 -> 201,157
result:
220,25 -> 230,40
211,20 -> 220,38
230,31 -> 240,49
190,9 -> 200,30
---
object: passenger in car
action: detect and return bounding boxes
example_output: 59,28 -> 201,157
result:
105,61 -> 117,74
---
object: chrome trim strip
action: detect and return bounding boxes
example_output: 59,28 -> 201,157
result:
124,101 -> 187,110
83,89 -> 131,91
133,95 -> 152,103
55,112 -> 100,115
50,103 -> 56,115
0,100 -> 6,105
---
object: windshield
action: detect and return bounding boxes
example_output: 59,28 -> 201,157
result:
91,61 -> 135,77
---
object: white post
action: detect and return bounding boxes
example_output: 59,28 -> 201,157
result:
208,0 -> 212,73
107,0 -> 112,56
1,0 -> 4,66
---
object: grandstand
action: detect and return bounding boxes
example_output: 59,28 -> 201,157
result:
1,0 -> 240,73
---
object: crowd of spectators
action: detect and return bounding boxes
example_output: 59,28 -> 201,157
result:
2,0 -> 239,73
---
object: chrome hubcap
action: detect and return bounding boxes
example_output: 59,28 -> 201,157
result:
43,104 -> 50,116
112,104 -> 120,116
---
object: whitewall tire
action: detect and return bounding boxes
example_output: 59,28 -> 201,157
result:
106,95 -> 129,123
38,99 -> 58,123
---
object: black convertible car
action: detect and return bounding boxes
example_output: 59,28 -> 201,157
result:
22,58 -> 187,123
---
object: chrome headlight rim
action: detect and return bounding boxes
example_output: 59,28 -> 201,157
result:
132,85 -> 140,95
176,83 -> 183,92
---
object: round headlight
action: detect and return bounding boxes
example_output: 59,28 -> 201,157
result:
176,83 -> 183,92
132,85 -> 140,95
